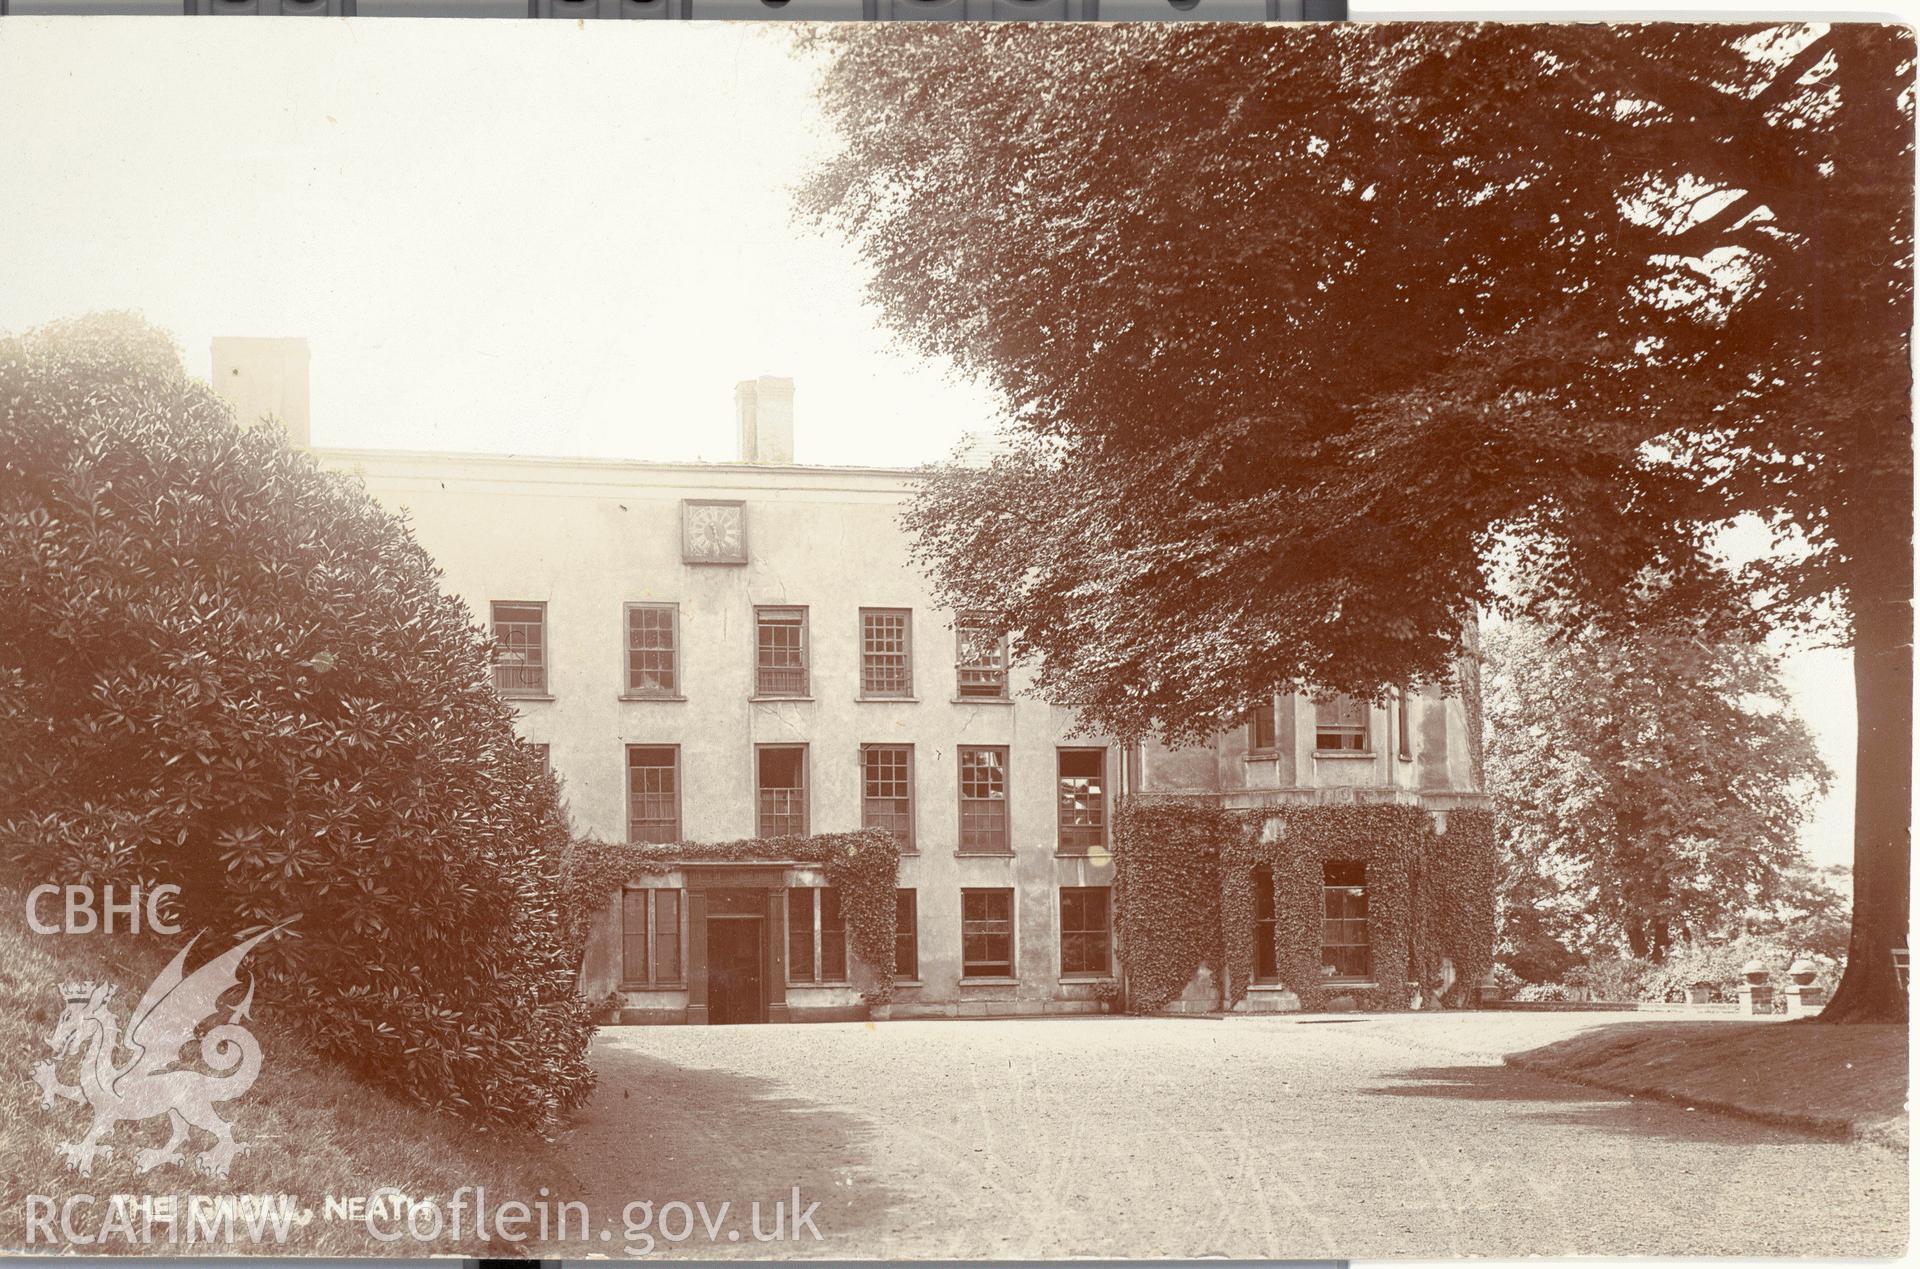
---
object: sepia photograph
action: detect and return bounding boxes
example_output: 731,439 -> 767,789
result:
0,7 -> 1910,1263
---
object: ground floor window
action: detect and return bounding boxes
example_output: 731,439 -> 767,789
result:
788,886 -> 848,984
1059,886 -> 1111,975
621,888 -> 683,985
1253,863 -> 1280,982
1321,861 -> 1370,981
961,888 -> 1014,977
896,889 -> 918,980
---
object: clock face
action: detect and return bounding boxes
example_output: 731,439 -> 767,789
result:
683,501 -> 746,564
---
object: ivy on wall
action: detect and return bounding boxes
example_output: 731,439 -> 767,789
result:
562,829 -> 902,1005
1113,800 -> 1495,1014
1111,802 -> 1230,1013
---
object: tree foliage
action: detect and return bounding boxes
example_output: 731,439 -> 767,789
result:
803,22 -> 1912,1019
0,314 -> 597,1128
1484,617 -> 1830,960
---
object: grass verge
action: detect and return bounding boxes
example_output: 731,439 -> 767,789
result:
1,902 -> 584,1255
1505,1018 -> 1907,1150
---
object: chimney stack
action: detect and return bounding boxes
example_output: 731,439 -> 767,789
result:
734,376 -> 795,465
211,336 -> 310,449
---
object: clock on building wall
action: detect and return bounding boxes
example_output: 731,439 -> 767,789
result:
682,499 -> 747,565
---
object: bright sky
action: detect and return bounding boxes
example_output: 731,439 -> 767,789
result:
0,18 -> 999,467
0,15 -> 1858,870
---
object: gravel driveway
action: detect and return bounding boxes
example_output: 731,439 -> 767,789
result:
563,1012 -> 1907,1259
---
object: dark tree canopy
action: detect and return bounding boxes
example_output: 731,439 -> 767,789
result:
803,22 -> 1912,1019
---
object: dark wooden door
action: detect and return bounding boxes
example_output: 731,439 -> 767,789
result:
707,916 -> 765,1025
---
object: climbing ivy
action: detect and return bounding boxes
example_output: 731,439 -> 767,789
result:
1113,800 -> 1495,1014
1111,802 -> 1230,1013
563,828 -> 902,1005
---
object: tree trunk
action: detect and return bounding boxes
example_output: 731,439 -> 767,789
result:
1624,917 -> 1650,960
1822,563 -> 1912,1024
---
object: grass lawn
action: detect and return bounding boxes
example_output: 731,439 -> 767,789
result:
1,902 -> 583,1255
1507,1019 -> 1908,1150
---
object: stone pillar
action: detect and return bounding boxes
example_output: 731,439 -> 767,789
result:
1783,983 -> 1825,1017
685,891 -> 710,1026
766,887 -> 791,1024
1783,958 -> 1825,1017
1737,958 -> 1774,1016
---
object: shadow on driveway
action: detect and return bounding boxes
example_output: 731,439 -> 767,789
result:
1362,1061 -> 1846,1147
553,1039 -> 899,1256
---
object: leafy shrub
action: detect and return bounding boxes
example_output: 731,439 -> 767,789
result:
0,314 -> 596,1129
1564,955 -> 1654,1003
1516,936 -> 1845,1009
1637,935 -> 1842,1006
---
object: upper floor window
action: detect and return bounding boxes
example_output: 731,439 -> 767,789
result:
1056,748 -> 1106,853
860,608 -> 913,698
862,744 -> 915,852
757,745 -> 808,838
1321,861 -> 1370,982
1246,699 -> 1278,753
626,745 -> 680,844
955,613 -> 1009,700
1395,687 -> 1413,761
958,746 -> 1010,854
755,606 -> 808,697
625,603 -> 679,697
1314,694 -> 1368,752
490,601 -> 547,696
621,887 -> 683,986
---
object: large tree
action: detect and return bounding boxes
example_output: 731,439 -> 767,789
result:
802,22 -> 1913,1019
1483,617 -> 1830,961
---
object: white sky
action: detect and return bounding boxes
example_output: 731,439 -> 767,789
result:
0,15 -> 1859,870
0,18 -> 1000,466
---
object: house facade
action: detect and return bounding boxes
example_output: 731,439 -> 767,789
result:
221,336 -> 1490,1025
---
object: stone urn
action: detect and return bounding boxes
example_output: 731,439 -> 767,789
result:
1684,981 -> 1714,1005
1738,959 -> 1775,1015
1788,958 -> 1819,986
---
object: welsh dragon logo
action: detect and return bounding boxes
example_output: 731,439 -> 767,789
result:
30,918 -> 297,1179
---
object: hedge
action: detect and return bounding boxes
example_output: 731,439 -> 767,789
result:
0,314 -> 597,1130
